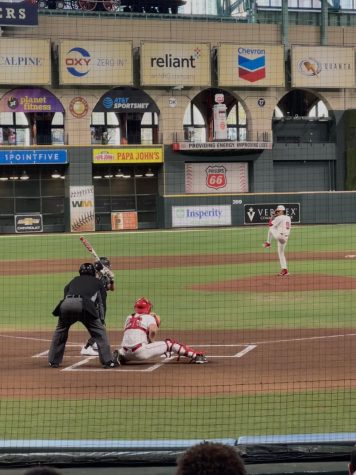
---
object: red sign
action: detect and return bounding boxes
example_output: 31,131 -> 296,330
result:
206,165 -> 227,189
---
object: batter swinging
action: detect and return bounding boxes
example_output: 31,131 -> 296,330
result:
114,297 -> 208,364
263,205 -> 292,276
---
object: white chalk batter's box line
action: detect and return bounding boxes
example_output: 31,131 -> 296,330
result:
31,344 -> 257,372
3,332 -> 356,372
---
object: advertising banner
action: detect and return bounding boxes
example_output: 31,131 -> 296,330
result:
70,186 -> 95,233
15,214 -> 43,233
172,205 -> 231,227
0,88 -> 63,113
244,203 -> 300,225
111,211 -> 138,230
0,39 -> 50,85
140,41 -> 211,87
0,0 -> 38,26
93,87 -> 159,114
59,40 -> 133,86
173,141 -> 272,151
185,163 -> 248,193
218,44 -> 285,87
0,149 -> 67,165
291,46 -> 355,88
93,147 -> 163,164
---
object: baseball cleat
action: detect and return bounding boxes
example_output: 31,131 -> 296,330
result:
103,360 -> 120,369
49,362 -> 59,368
112,349 -> 125,366
80,345 -> 99,356
278,268 -> 289,276
263,242 -> 271,248
192,354 -> 208,364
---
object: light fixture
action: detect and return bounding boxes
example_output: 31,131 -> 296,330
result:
0,174 -> 8,181
93,175 -> 102,180
123,172 -> 131,179
135,172 -> 143,178
20,171 -> 29,181
9,175 -> 19,180
145,168 -> 154,177
51,170 -> 61,179
104,174 -> 113,179
115,169 -> 123,178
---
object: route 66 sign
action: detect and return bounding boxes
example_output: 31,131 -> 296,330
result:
206,165 -> 227,189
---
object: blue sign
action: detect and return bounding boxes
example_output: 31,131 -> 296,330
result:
0,150 -> 68,165
0,1 -> 38,26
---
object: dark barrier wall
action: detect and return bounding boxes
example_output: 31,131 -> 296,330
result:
160,192 -> 356,228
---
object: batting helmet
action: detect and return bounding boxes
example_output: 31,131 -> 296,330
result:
99,257 -> 111,268
134,297 -> 152,314
79,263 -> 96,276
276,205 -> 286,212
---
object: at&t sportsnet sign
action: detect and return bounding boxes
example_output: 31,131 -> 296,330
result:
244,204 -> 300,225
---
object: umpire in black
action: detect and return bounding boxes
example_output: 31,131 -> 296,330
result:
48,263 -> 119,369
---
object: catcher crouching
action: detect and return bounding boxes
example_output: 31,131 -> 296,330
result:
113,297 -> 208,365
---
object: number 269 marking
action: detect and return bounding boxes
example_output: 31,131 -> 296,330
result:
232,200 -> 242,205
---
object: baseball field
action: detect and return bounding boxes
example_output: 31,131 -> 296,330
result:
1,223 -> 356,443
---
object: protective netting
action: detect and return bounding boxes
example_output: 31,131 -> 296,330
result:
0,2 -> 356,464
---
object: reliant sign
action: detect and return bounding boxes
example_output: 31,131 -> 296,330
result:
140,41 -> 211,87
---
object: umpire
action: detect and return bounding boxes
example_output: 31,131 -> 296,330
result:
48,263 -> 119,369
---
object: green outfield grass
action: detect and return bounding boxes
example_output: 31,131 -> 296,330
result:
1,224 -> 356,441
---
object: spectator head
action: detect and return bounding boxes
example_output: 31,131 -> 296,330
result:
23,468 -> 62,475
176,441 -> 246,475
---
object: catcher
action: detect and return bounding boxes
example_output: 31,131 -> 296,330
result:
81,257 -> 115,356
114,297 -> 208,365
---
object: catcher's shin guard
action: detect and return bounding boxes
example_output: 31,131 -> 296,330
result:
165,338 -> 200,360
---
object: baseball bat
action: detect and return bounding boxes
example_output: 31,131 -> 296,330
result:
80,236 -> 101,262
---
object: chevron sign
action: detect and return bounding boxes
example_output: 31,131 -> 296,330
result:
238,47 -> 266,83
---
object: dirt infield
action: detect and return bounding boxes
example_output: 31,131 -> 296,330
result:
2,250 -> 355,400
1,328 -> 356,399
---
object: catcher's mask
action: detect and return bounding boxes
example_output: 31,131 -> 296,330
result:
134,297 -> 152,314
79,263 -> 96,276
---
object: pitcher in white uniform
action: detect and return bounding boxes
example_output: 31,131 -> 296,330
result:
263,205 -> 292,276
114,297 -> 208,364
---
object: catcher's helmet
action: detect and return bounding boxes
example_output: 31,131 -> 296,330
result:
134,297 -> 152,314
276,205 -> 286,212
79,262 -> 96,276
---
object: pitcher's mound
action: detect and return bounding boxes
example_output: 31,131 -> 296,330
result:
190,274 -> 356,293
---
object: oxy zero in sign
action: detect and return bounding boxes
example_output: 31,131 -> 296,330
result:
206,165 -> 227,190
